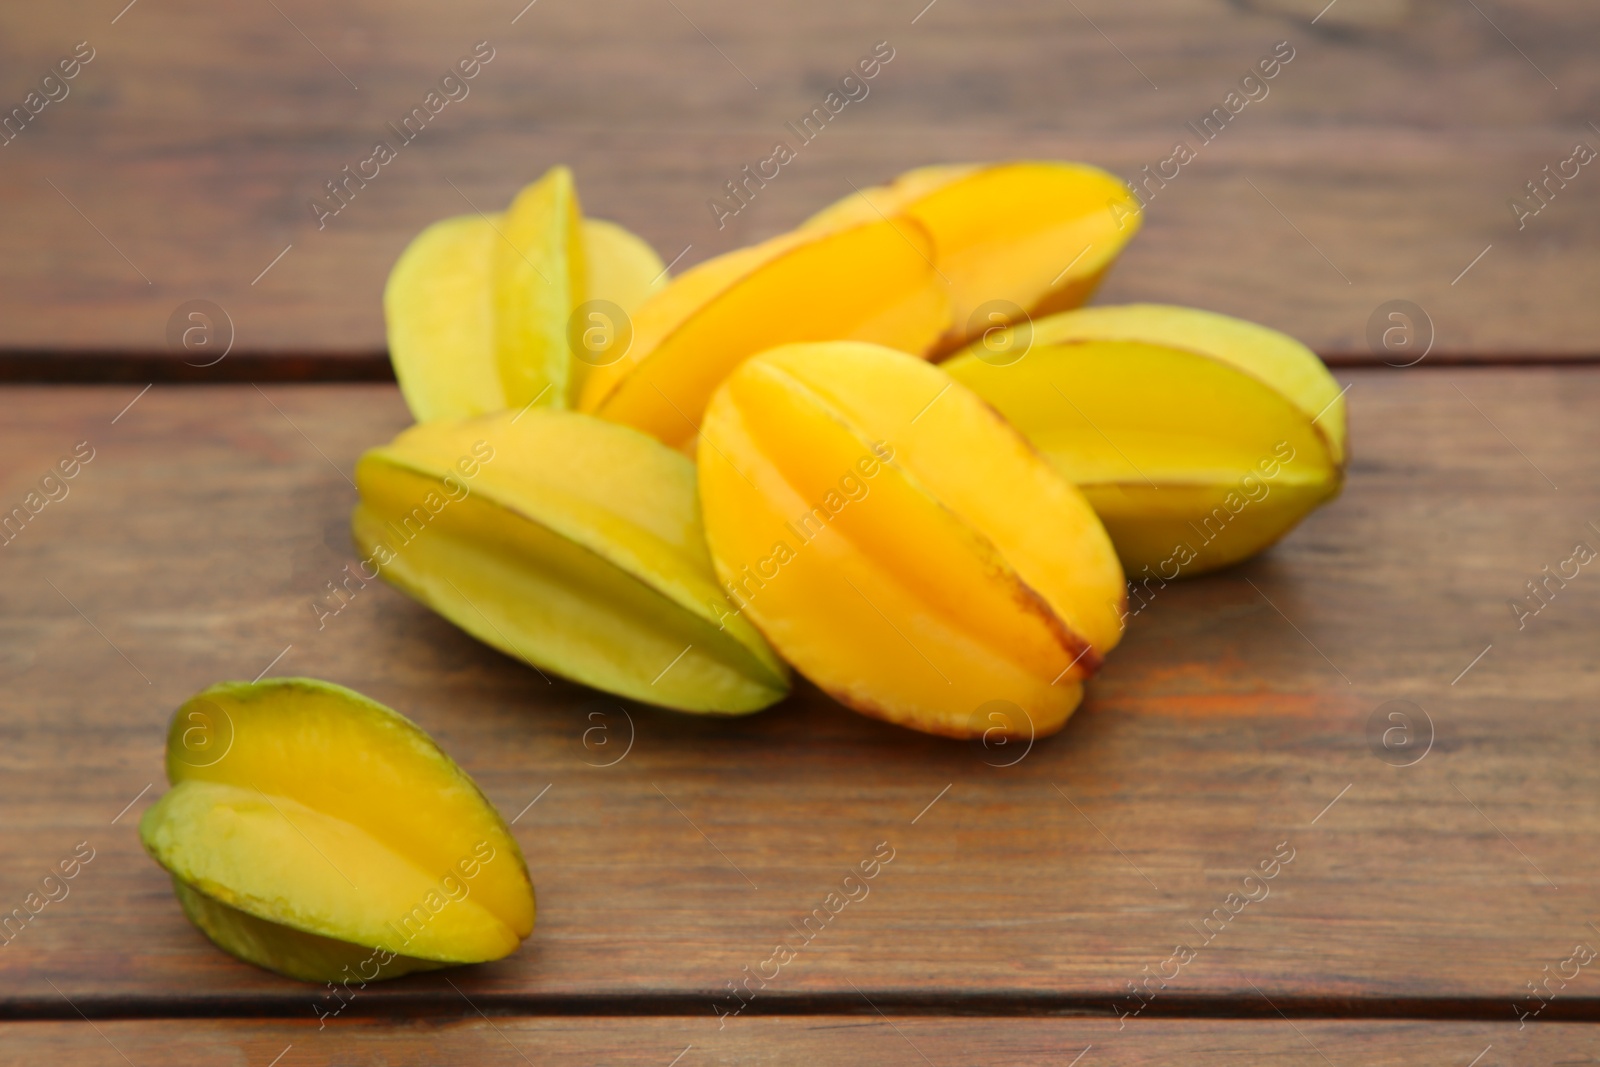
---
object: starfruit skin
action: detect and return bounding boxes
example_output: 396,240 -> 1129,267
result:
804,161 -> 1143,353
944,304 -> 1347,578
351,408 -> 790,713
385,166 -> 667,422
138,678 -> 535,984
492,166 -> 587,411
578,217 -> 951,451
697,341 -> 1125,740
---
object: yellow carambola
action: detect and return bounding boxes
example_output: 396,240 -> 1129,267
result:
697,341 -> 1125,740
139,678 -> 536,984
944,304 -> 1346,580
352,408 -> 790,714
803,161 -> 1143,352
580,161 -> 1141,452
384,165 -> 666,421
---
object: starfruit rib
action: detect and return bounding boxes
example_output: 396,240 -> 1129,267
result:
945,337 -> 1337,491
1025,304 -> 1347,464
172,879 -> 450,984
579,217 -> 950,450
386,213 -> 501,424
582,217 -> 667,313
492,165 -> 585,413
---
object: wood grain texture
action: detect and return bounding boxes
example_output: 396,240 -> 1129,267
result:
0,1 -> 1597,357
0,369 -> 1596,1019
3,1017 -> 1597,1066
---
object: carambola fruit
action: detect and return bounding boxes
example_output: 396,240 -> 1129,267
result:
351,408 -> 789,713
804,161 -> 1142,352
139,678 -> 535,983
944,304 -> 1347,577
578,216 -> 951,450
385,165 -> 666,422
696,341 -> 1126,739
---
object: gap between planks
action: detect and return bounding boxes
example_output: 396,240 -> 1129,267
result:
4,992 -> 1600,1024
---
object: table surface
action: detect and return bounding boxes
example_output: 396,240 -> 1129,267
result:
2,0 -> 1598,364
3,0 -> 1598,1063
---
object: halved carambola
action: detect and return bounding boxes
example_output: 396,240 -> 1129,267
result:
698,342 -> 1125,739
139,678 -> 535,983
352,408 -> 789,713
385,165 -> 667,420
579,216 -> 950,451
803,161 -> 1143,352
944,304 -> 1347,578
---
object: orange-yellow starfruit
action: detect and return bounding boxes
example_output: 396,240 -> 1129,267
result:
697,341 -> 1125,739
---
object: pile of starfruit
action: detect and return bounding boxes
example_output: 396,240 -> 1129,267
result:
363,161 -> 1347,740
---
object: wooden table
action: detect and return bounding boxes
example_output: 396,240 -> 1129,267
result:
3,1 -> 1597,1063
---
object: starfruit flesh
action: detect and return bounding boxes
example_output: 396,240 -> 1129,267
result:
697,341 -> 1125,739
352,409 -> 789,713
385,166 -> 666,422
944,304 -> 1346,577
139,678 -> 535,983
804,161 -> 1143,352
579,217 -> 951,451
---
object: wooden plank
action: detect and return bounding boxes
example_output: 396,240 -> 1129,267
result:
3,1017 -> 1597,1066
0,1 -> 1597,357
1,368 -> 1597,1013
